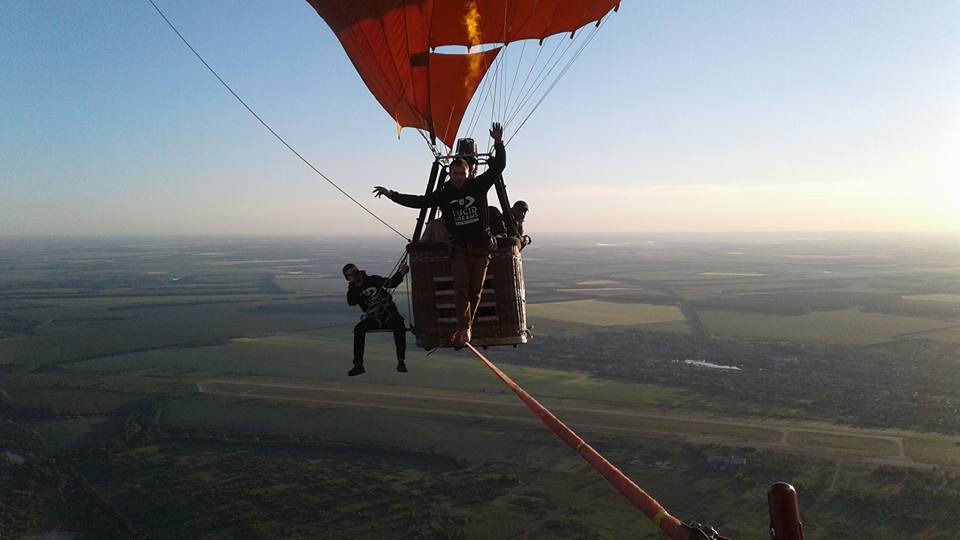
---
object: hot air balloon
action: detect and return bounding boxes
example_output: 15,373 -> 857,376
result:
307,1 -> 620,349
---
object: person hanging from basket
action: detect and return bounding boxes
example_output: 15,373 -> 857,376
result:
374,122 -> 506,349
343,262 -> 409,376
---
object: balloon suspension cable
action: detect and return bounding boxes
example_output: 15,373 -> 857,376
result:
506,19 -> 606,146
147,0 -> 410,242
463,343 -> 729,540
382,249 -> 412,331
417,129 -> 442,158
355,249 -> 411,330
487,48 -> 499,151
500,40 -> 544,130
459,14 -> 604,151
383,250 -> 409,294
404,262 -> 414,331
362,248 -> 409,301
502,39 -> 529,125
464,47 -> 500,138
503,34 -> 571,129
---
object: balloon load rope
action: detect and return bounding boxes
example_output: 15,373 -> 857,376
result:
463,343 -> 731,540
146,0 -> 410,242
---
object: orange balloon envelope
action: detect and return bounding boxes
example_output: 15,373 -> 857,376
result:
306,1 -> 620,148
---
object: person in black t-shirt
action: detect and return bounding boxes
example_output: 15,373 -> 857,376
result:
374,123 -> 506,348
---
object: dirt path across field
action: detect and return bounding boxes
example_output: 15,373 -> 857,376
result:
197,378 -> 931,470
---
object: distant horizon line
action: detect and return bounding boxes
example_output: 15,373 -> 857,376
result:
2,230 -> 958,239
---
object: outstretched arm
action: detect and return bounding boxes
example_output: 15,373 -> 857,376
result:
373,186 -> 436,209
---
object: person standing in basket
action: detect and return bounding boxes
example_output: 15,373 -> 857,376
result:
374,123 -> 506,349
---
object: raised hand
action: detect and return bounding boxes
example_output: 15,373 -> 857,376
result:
373,186 -> 392,199
490,122 -> 504,144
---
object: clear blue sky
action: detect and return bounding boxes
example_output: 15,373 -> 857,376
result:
2,1 -> 958,236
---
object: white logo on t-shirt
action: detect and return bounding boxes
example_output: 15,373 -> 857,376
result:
451,196 -> 479,225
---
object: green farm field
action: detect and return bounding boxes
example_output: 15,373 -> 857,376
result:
905,326 -> 960,343
191,379 -> 781,444
527,299 -> 688,329
906,437 -> 960,468
4,235 -> 960,539
187,371 -> 960,470
785,430 -> 900,457
24,321 -> 960,472
904,294 -> 960,304
74,333 -> 691,410
698,308 -> 956,345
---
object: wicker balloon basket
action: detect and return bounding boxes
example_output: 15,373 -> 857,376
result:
407,238 -> 529,349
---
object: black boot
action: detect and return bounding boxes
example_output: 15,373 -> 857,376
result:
396,360 -> 407,373
348,363 -> 365,377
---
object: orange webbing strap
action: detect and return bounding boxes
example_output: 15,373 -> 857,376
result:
464,344 -> 690,540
